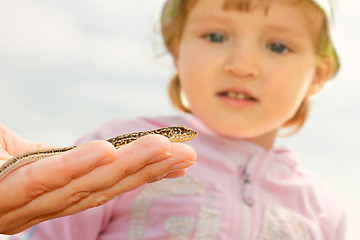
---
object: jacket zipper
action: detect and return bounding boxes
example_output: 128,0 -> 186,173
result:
239,155 -> 257,240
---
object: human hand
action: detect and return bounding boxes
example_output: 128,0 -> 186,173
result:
0,123 -> 196,234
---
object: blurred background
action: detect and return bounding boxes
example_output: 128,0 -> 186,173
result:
0,0 -> 358,239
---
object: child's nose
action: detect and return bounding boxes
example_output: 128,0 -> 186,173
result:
223,45 -> 259,79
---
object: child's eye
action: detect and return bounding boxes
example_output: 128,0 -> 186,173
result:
267,42 -> 291,54
203,33 -> 227,43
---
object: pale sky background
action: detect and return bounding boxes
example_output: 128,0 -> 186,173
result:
0,0 -> 359,239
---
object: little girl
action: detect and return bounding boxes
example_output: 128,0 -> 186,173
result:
12,0 -> 345,239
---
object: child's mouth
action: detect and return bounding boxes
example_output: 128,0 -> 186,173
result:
217,91 -> 257,101
217,90 -> 258,108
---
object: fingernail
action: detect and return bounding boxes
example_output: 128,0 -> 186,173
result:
164,171 -> 187,179
170,160 -> 196,171
149,151 -> 172,164
147,174 -> 167,183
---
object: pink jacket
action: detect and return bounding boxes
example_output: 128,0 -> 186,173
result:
12,114 -> 346,240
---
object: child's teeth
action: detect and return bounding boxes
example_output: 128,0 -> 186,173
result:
227,92 -> 247,99
228,92 -> 237,98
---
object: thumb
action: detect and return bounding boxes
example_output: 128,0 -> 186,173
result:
0,123 -> 53,156
0,149 -> 13,161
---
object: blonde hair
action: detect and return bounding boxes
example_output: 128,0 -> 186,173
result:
161,0 -> 340,135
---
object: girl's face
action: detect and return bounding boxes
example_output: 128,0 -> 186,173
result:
175,0 -> 328,148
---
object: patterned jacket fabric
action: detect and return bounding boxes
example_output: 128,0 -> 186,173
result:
11,114 -> 346,240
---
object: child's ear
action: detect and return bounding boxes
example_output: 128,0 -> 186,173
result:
173,45 -> 180,69
306,58 -> 333,96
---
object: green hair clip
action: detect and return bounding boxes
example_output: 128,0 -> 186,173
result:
161,0 -> 184,25
313,0 -> 335,24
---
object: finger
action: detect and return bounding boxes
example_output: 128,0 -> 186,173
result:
57,142 -> 196,210
55,142 -> 195,207
58,134 -> 173,194
3,142 -> 196,234
0,140 -> 117,212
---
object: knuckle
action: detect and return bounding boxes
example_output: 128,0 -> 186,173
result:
67,191 -> 91,205
142,172 -> 160,184
117,167 -> 132,179
58,154 -> 78,181
22,166 -> 50,196
88,195 -> 111,208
